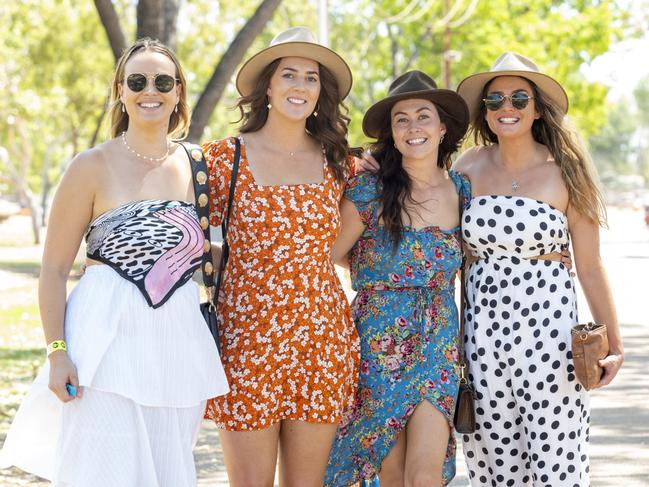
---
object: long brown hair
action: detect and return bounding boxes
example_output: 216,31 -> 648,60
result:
373,104 -> 465,248
109,38 -> 190,139
235,59 -> 351,182
472,77 -> 607,226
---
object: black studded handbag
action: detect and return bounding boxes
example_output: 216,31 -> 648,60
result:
453,185 -> 476,434
181,138 -> 240,352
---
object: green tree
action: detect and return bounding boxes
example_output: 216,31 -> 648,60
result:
589,101 -> 637,176
328,0 -> 632,145
94,0 -> 284,141
0,1 -> 114,243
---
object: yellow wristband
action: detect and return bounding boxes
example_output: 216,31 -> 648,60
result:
47,340 -> 67,356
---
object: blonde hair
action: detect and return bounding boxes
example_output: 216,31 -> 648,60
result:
472,77 -> 607,227
109,38 -> 190,139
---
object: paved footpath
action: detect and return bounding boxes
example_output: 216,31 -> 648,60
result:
1,209 -> 648,486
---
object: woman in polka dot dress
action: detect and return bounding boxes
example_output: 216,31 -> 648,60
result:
454,52 -> 623,486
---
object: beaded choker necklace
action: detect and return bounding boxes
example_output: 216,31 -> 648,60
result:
121,132 -> 170,163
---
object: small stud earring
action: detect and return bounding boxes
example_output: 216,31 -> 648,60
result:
121,102 -> 125,113
174,104 -> 178,113
440,134 -> 445,143
267,102 -> 272,110
313,110 -> 318,117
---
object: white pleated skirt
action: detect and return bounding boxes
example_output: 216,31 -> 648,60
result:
0,265 -> 229,486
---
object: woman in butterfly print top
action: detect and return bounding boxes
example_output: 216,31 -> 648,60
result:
453,52 -> 623,486
0,39 -> 227,486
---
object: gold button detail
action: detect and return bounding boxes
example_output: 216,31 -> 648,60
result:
196,171 -> 207,185
204,262 -> 213,275
203,239 -> 211,253
191,149 -> 203,161
200,216 -> 209,230
198,193 -> 208,207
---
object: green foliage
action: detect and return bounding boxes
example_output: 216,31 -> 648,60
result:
328,0 -> 632,145
0,0 -> 641,199
0,1 -> 113,197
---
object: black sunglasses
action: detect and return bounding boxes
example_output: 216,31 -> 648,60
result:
483,91 -> 534,111
125,73 -> 179,93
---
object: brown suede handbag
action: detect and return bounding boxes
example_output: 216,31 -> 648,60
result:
571,322 -> 609,391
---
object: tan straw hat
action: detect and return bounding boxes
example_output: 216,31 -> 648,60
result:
457,51 -> 569,121
362,70 -> 469,141
235,26 -> 353,99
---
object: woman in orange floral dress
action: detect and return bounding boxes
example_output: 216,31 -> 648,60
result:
202,27 -> 359,486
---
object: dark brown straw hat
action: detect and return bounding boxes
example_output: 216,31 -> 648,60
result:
362,70 -> 469,141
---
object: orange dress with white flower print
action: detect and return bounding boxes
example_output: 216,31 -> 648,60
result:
202,137 -> 360,431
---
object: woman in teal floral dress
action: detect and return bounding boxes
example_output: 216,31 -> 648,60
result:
327,71 -> 470,487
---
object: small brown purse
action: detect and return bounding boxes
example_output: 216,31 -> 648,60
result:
453,185 -> 476,434
571,322 -> 609,391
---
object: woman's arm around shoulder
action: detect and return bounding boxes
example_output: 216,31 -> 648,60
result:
568,205 -> 623,388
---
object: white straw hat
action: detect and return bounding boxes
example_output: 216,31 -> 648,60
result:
457,52 -> 569,121
236,26 -> 353,99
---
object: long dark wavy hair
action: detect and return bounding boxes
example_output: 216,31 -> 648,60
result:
472,77 -> 606,226
235,59 -> 351,182
372,104 -> 466,249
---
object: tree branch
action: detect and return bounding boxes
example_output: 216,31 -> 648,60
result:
187,0 -> 283,142
94,0 -> 128,62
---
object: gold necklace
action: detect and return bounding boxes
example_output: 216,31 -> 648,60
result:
121,132 -> 170,163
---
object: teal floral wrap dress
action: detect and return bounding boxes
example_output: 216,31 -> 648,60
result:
325,170 -> 471,486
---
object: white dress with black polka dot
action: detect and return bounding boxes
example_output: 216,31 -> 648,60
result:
461,195 -> 590,487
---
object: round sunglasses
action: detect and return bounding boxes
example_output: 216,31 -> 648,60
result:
483,91 -> 534,111
125,73 -> 179,93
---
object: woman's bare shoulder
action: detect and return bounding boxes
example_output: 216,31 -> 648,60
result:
63,140 -> 114,186
452,145 -> 492,175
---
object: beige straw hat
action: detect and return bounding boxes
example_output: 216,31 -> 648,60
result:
457,52 -> 569,121
235,26 -> 353,99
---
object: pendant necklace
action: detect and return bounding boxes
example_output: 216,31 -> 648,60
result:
511,180 -> 521,192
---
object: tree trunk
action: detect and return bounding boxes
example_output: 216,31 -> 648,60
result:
94,0 -> 282,142
162,0 -> 180,50
137,0 -> 164,42
94,0 -> 127,61
187,0 -> 283,142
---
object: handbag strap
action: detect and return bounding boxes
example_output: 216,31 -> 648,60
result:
180,138 -> 240,303
180,141 -> 216,289
456,185 -> 468,384
213,137 -> 241,306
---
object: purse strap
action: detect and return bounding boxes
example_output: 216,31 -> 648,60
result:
180,138 -> 241,305
213,137 -> 241,306
456,185 -> 468,385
